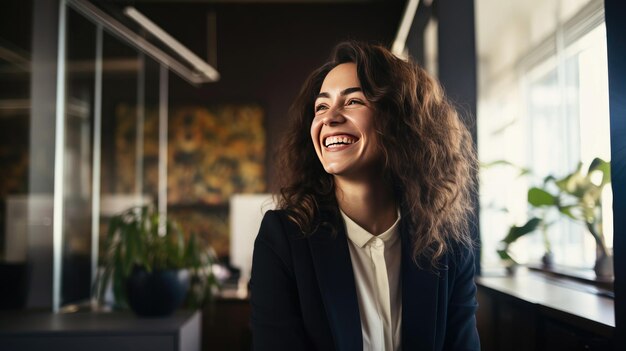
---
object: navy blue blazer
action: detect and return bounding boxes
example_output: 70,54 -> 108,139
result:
250,210 -> 480,351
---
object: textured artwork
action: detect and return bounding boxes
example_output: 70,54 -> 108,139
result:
167,207 -> 230,258
167,105 -> 265,205
114,104 -> 266,257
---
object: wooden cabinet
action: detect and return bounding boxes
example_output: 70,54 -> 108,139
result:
542,318 -> 612,350
202,297 -> 251,351
477,271 -> 614,351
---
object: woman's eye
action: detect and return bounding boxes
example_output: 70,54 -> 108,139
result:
346,99 -> 363,106
315,104 -> 328,112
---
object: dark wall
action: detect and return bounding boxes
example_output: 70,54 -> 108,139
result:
605,0 -> 626,346
435,0 -> 480,273
134,2 -> 405,191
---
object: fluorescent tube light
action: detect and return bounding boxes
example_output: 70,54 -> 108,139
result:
124,6 -> 220,82
392,0 -> 420,57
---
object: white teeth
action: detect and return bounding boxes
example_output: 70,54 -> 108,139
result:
324,135 -> 357,147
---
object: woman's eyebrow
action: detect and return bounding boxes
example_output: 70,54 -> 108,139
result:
316,87 -> 363,100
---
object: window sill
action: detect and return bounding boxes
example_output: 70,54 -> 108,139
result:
477,267 -> 615,335
525,263 -> 614,298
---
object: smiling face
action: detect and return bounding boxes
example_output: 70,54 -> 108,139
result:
310,63 -> 382,179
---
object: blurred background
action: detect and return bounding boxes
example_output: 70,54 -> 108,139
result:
0,0 -> 623,350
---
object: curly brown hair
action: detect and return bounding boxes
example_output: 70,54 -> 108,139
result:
276,41 -> 477,267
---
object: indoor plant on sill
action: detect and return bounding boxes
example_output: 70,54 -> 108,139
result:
498,158 -> 612,278
93,205 -> 218,316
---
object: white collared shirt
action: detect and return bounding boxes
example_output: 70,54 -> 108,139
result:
341,210 -> 402,351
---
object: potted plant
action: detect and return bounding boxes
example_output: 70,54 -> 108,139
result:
497,158 -> 612,278
93,205 -> 218,316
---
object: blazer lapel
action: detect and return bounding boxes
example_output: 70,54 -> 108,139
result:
401,224 -> 440,351
308,220 -> 362,351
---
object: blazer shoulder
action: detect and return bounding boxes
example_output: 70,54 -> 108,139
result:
258,210 -> 302,237
256,210 -> 305,253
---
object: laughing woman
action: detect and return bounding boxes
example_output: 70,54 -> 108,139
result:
250,41 -> 480,351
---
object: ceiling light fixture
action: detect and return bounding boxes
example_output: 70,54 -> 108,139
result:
392,0 -> 420,58
124,6 -> 220,82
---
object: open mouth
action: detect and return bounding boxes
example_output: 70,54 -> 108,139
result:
323,134 -> 359,149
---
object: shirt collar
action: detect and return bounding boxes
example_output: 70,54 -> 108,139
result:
341,209 -> 401,248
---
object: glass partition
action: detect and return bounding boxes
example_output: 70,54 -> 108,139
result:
61,1 -> 186,310
0,0 -> 216,312
61,6 -> 96,307
61,10 -> 165,310
141,55 -> 162,202
100,31 -> 139,198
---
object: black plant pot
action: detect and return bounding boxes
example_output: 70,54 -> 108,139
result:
126,267 -> 190,317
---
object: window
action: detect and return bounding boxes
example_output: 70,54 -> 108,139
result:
477,0 -> 612,270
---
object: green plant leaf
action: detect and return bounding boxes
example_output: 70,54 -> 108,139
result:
554,163 -> 591,197
186,234 -> 198,268
173,222 -> 185,266
502,217 -> 542,244
528,188 -> 557,207
497,218 -> 541,266
589,158 -> 611,186
589,157 -> 608,173
543,175 -> 557,185
123,223 -> 135,276
558,205 -> 580,220
497,249 -> 516,263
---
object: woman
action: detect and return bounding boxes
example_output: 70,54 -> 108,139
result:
250,41 -> 480,351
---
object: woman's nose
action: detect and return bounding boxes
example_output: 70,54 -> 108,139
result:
321,106 -> 346,126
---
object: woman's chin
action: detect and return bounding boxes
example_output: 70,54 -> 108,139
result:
323,164 -> 343,175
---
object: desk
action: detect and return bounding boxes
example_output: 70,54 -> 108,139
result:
0,310 -> 200,351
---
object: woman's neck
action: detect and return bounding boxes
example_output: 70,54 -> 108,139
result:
334,176 -> 397,235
